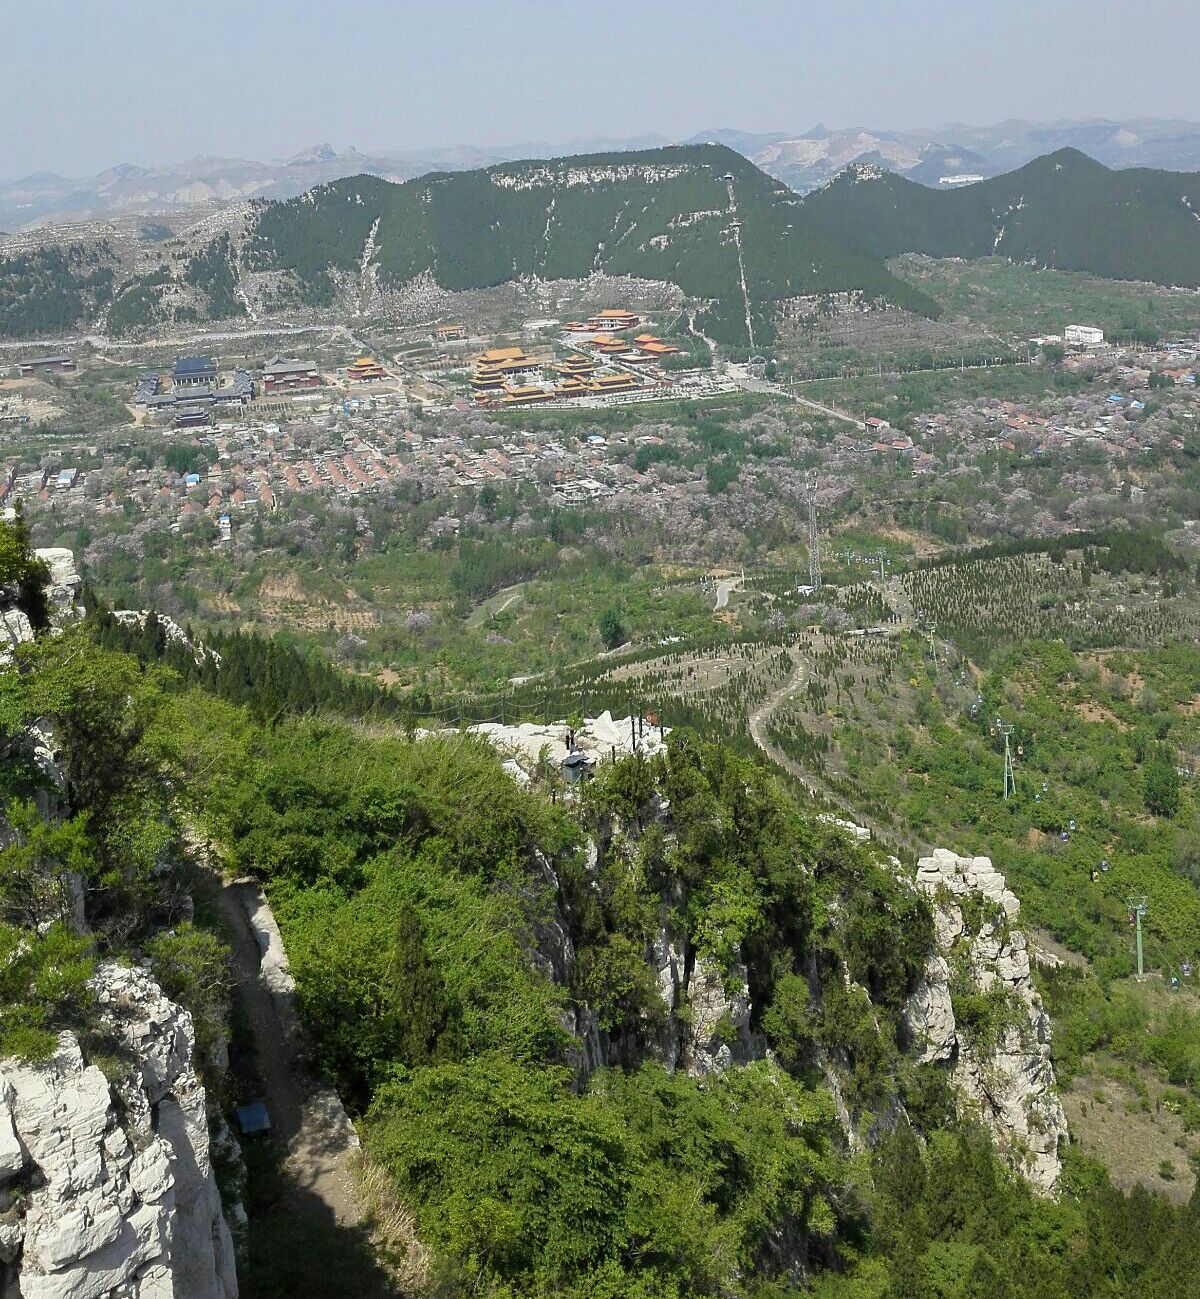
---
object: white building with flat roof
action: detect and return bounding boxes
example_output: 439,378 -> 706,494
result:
1065,325 -> 1105,347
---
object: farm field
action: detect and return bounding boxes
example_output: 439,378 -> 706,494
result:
892,254 -> 1200,345
774,301 -> 1015,382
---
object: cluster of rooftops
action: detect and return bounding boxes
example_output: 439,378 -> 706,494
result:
468,310 -> 681,406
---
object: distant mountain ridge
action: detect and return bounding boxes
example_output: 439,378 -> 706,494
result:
740,117 -> 1200,193
799,148 -> 1200,288
0,138 -> 671,230
8,117 -> 1200,228
4,143 -> 1200,343
239,144 -> 932,345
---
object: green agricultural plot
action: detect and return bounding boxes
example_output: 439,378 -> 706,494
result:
894,254 -> 1200,344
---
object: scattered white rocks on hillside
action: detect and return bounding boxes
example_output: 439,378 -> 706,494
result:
111,611 -> 221,665
818,814 -> 872,843
905,849 -> 1069,1194
428,712 -> 669,786
0,964 -> 238,1299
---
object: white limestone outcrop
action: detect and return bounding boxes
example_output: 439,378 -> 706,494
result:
32,549 -> 82,619
906,849 -> 1068,1194
109,612 -> 221,666
1,546 -> 82,667
0,607 -> 34,665
0,964 -> 238,1299
424,712 -> 670,782
683,958 -> 756,1078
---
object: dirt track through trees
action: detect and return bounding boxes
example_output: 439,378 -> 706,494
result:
217,879 -> 363,1226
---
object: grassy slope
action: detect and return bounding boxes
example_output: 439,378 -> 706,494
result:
892,253 -> 1200,342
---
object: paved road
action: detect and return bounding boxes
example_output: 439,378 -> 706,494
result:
725,367 -> 865,427
714,577 -> 741,611
216,879 -> 363,1226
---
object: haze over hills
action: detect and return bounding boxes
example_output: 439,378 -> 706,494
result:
731,117 -> 1200,193
7,117 -> 1200,229
0,137 -> 675,230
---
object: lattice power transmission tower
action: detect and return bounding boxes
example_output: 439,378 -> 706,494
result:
806,481 -> 822,590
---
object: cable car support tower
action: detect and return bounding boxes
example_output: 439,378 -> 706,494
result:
806,481 -> 822,591
996,720 -> 1016,800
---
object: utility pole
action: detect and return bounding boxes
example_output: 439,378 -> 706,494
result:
996,719 -> 1016,799
805,479 -> 822,590
1127,896 -> 1148,978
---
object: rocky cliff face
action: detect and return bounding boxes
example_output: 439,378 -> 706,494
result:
466,716 -> 759,1082
0,548 -> 81,667
0,965 -> 238,1299
904,849 -> 1069,1194
33,552 -> 82,622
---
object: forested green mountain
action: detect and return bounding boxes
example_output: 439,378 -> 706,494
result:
0,145 -> 929,343
5,145 -> 1200,341
801,149 -> 1200,287
242,143 -> 932,343
0,243 -> 115,337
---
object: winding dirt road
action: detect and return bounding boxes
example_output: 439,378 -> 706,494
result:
746,649 -> 921,852
748,655 -> 823,797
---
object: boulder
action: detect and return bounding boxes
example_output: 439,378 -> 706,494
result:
32,549 -> 82,618
419,712 -> 670,785
0,1078 -> 23,1178
685,958 -> 755,1078
0,607 -> 34,665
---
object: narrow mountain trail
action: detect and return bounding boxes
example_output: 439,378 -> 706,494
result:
355,218 -> 382,318
216,878 -> 363,1227
687,306 -> 720,359
747,648 -> 924,853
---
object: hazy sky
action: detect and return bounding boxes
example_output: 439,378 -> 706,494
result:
4,0 -> 1198,178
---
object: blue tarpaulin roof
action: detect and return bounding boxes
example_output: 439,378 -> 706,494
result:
236,1101 -> 270,1135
